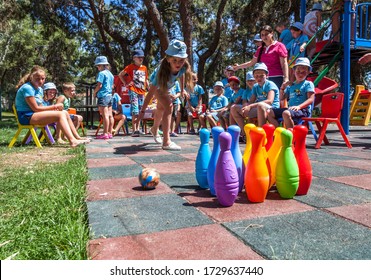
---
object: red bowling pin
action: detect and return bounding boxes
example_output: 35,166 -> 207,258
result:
262,123 -> 275,151
214,132 -> 239,207
293,125 -> 312,195
245,127 -> 269,203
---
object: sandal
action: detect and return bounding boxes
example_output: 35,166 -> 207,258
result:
150,127 -> 163,144
162,141 -> 181,151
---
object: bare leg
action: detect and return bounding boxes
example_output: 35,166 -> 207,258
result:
155,92 -> 173,147
266,110 -> 280,128
257,103 -> 268,127
282,110 -> 294,129
113,114 -> 126,135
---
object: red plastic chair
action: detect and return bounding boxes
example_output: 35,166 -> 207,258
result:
302,92 -> 352,149
306,76 -> 339,106
187,104 -> 206,133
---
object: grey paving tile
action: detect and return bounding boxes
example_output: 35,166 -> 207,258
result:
160,173 -> 200,192
89,164 -> 142,180
129,154 -> 191,164
311,161 -> 370,178
87,153 -> 125,159
308,151 -> 360,162
295,177 -> 371,208
223,210 -> 371,260
87,193 -> 213,238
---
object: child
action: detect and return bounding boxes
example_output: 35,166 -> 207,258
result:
266,57 -> 315,128
199,81 -> 229,129
222,76 -> 244,128
55,82 -> 84,132
93,55 -> 114,139
303,2 -> 323,58
138,39 -> 193,150
118,49 -> 149,137
112,88 -> 127,136
169,81 -> 182,137
42,82 -> 57,106
275,22 -> 293,50
185,73 -> 204,134
287,22 -> 308,81
247,63 -> 279,127
253,34 -> 263,49
221,65 -> 235,99
230,71 -> 256,139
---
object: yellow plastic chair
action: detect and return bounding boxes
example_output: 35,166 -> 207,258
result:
8,105 -> 52,148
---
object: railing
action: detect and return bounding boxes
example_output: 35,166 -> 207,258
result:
355,3 -> 371,48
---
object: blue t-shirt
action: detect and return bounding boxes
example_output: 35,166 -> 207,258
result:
112,92 -> 121,111
169,81 -> 181,105
280,29 -> 293,48
150,65 -> 186,90
285,80 -> 315,108
230,88 -> 244,104
15,82 -> 43,112
242,87 -> 253,101
209,95 -> 229,111
96,69 -> 114,98
252,80 -> 280,108
187,84 -> 204,107
221,78 -> 234,100
287,34 -> 309,58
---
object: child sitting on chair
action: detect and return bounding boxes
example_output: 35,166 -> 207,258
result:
112,87 -> 127,136
266,57 -> 315,128
185,73 -> 204,134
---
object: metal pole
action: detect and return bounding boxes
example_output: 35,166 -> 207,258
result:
301,0 -> 307,23
341,0 -> 352,134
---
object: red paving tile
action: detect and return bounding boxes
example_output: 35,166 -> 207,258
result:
87,177 -> 174,201
328,174 -> 371,191
330,150 -> 371,160
331,160 -> 371,171
179,153 -> 197,161
326,203 -> 371,228
146,161 -> 195,174
179,189 -> 314,223
87,157 -> 137,168
88,224 -> 264,260
85,147 -> 116,153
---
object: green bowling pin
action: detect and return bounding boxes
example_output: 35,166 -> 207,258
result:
275,129 -> 299,199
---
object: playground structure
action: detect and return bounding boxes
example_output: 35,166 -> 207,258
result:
298,0 -> 371,134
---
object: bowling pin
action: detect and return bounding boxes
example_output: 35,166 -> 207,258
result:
293,125 -> 312,195
214,132 -> 239,207
275,129 -> 299,199
245,127 -> 270,203
242,123 -> 256,167
195,128 -> 212,189
227,125 -> 244,192
262,123 -> 275,151
207,126 -> 224,196
267,127 -> 285,188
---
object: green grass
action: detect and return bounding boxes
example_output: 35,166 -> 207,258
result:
0,115 -> 90,259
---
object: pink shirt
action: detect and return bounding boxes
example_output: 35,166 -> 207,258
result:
254,41 -> 287,77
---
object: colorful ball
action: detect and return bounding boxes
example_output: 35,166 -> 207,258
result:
138,168 -> 160,190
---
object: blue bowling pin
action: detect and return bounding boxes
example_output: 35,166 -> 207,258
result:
227,125 -> 244,192
214,132 -> 239,207
195,128 -> 212,189
207,126 -> 224,196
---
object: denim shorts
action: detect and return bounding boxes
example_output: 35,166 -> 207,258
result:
97,94 -> 113,107
172,103 -> 180,118
17,111 -> 34,125
129,90 -> 144,115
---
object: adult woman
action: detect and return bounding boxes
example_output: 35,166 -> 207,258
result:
233,25 -> 289,90
15,67 -> 87,147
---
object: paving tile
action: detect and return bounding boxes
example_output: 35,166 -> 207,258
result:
160,173 -> 199,192
310,161 -> 369,178
179,153 -> 197,161
88,164 -> 142,180
87,157 -> 138,168
87,177 -> 174,201
145,161 -> 196,174
129,154 -> 191,164
223,210 -> 371,260
333,150 -> 371,160
87,194 -> 212,238
331,160 -> 371,171
295,177 -> 371,208
179,189 -> 314,223
307,151 -> 359,162
88,224 -> 264,260
326,203 -> 371,228
85,147 -> 116,153
87,152 -> 126,159
328,174 -> 371,191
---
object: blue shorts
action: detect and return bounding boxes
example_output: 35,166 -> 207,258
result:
17,111 -> 34,125
69,114 -> 75,121
129,90 -> 144,115
272,108 -> 310,123
97,94 -> 113,107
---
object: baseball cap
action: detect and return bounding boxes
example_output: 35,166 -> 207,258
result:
165,39 -> 188,58
94,56 -> 109,66
214,81 -> 224,88
225,65 -> 234,71
312,3 -> 323,11
253,34 -> 262,42
228,76 -> 240,84
133,49 -> 145,57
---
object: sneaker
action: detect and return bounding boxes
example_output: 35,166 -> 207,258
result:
158,130 -> 163,136
108,134 -> 113,139
170,132 -> 179,137
189,129 -> 196,135
96,134 -> 109,140
150,127 -> 163,144
131,130 -> 140,137
162,141 -> 181,150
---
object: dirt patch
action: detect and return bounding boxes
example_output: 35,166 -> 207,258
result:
0,147 -> 76,172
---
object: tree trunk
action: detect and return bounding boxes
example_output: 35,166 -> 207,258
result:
179,0 -> 193,67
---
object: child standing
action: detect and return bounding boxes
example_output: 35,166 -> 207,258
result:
199,81 -> 229,129
303,2 -> 323,58
139,39 -> 193,150
266,57 -> 315,128
93,55 -> 114,139
275,22 -> 293,50
185,73 -> 204,134
169,81 -> 182,137
118,49 -> 149,137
